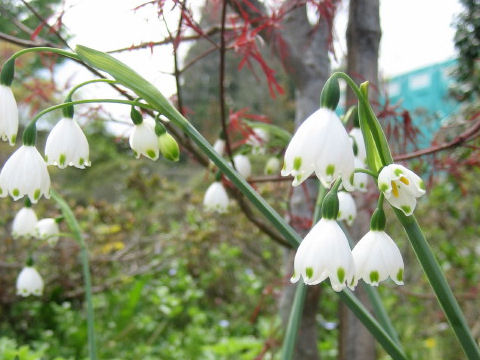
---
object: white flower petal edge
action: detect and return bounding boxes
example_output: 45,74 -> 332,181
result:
203,182 -> 229,213
378,164 -> 426,216
12,207 -> 38,238
291,218 -> 356,291
213,139 -> 226,156
337,191 -> 357,226
314,110 -> 355,191
35,218 -> 60,246
16,266 -> 44,297
349,127 -> 367,164
45,118 -> 90,168
352,230 -> 404,286
129,122 -> 159,160
0,145 -> 51,203
233,154 -> 251,179
0,85 -> 19,146
282,109 -> 329,186
353,158 -> 368,192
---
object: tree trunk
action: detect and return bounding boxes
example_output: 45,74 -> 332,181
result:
339,1 -> 381,360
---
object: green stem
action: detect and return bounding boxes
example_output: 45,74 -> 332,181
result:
354,167 -> 378,179
395,210 -> 480,359
50,190 -> 98,360
281,282 -> 307,360
66,79 -> 118,100
338,289 -> 407,360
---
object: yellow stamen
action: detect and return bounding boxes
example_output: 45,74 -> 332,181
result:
399,176 -> 409,185
391,181 -> 399,197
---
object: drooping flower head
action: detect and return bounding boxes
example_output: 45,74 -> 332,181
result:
352,230 -> 404,287
233,154 -> 251,179
264,156 -> 280,175
291,187 -> 356,291
0,145 -> 51,203
378,164 -> 426,216
247,128 -> 269,154
203,181 -> 229,213
16,265 -> 44,297
129,108 -> 159,161
35,218 -> 60,246
352,158 -> 368,192
282,108 -> 355,190
45,117 -> 91,168
12,202 -> 38,238
337,191 -> 357,226
213,138 -> 226,156
0,84 -> 18,146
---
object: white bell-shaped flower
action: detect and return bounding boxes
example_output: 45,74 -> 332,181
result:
12,206 -> 38,238
264,156 -> 280,175
16,266 -> 44,297
291,218 -> 355,291
353,158 -> 368,192
337,191 -> 357,226
349,127 -> 367,164
129,121 -> 159,160
247,128 -> 269,154
0,145 -> 50,203
203,181 -> 229,213
35,218 -> 60,246
282,108 -> 355,190
45,117 -> 90,169
233,154 -> 251,179
213,138 -> 226,156
352,230 -> 404,286
378,164 -> 426,216
0,85 -> 18,146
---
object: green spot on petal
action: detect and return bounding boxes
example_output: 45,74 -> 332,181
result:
337,211 -> 342,218
369,271 -> 379,283
79,158 -> 85,166
326,164 -> 335,176
59,154 -> 66,166
337,267 -> 345,283
397,269 -> 404,282
360,182 -> 365,188
379,183 -> 388,192
0,187 -> 2,195
146,149 -> 156,159
12,188 -> 19,197
282,161 -> 286,171
295,175 -> 302,182
34,189 -> 40,200
401,205 -> 411,214
293,157 -> 302,171
10,134 -> 16,144
306,267 -> 313,279
394,168 -> 403,176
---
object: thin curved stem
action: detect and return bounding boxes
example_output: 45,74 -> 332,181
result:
50,189 -> 97,360
66,79 -> 118,100
354,167 -> 378,179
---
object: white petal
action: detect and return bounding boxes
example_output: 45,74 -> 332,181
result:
352,231 -> 404,286
35,218 -> 60,246
337,191 -> 357,226
233,154 -> 251,178
12,207 -> 38,238
16,266 -> 44,297
203,182 -> 229,213
349,127 -> 367,164
213,139 -> 226,156
129,122 -> 159,160
45,118 -> 90,168
0,145 -> 50,203
353,158 -> 368,192
0,85 -> 18,146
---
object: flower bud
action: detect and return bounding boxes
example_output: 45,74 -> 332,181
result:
264,157 -> 280,175
159,132 -> 180,162
320,77 -> 340,110
321,188 -> 340,220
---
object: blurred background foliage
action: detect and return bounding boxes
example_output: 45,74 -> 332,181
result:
0,0 -> 480,359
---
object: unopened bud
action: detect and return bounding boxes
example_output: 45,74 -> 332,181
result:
159,132 -> 180,162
